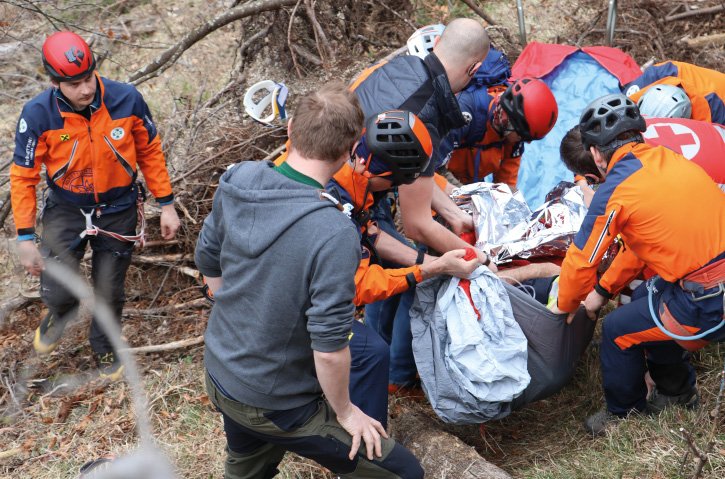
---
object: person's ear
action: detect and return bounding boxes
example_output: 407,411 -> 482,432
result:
590,146 -> 607,170
286,117 -> 293,137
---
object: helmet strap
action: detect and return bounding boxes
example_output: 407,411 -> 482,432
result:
598,134 -> 644,157
491,103 -> 506,136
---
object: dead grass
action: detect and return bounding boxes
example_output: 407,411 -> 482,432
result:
2,1 -> 725,478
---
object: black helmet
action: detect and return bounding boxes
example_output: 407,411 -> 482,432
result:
364,110 -> 433,185
579,93 -> 646,150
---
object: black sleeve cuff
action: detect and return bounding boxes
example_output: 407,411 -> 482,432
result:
156,194 -> 174,205
406,272 -> 418,288
17,227 -> 36,236
595,282 -> 613,300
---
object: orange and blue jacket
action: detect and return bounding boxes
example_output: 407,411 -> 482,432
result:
624,61 -> 725,124
327,163 -> 423,306
440,86 -> 523,188
10,73 -> 173,236
557,142 -> 725,312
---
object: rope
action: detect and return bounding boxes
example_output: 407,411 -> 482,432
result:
646,277 -> 725,341
77,192 -> 146,247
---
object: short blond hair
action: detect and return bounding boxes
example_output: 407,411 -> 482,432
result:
289,82 -> 364,162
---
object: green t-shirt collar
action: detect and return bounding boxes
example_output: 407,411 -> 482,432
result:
273,161 -> 323,189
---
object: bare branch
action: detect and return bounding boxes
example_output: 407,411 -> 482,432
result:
304,0 -> 333,66
122,335 -> 204,354
127,0 -> 300,85
459,0 -> 497,26
287,0 -> 304,78
666,5 -> 725,21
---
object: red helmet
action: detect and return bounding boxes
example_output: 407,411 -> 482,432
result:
42,31 -> 96,82
499,78 -> 558,142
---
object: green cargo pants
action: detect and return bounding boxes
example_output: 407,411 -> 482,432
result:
205,370 -> 423,479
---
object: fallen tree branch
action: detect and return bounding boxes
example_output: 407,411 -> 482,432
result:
127,0 -> 299,85
680,32 -> 725,49
374,0 -> 417,30
122,335 -> 204,354
0,295 -> 35,324
262,144 -> 287,162
304,0 -> 334,67
391,408 -> 512,478
666,5 -> 725,21
291,44 -> 322,65
459,0 -> 497,26
133,253 -> 191,263
0,447 -> 24,461
123,297 -> 207,316
287,0 -> 305,78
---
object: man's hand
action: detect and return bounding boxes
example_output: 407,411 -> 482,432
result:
583,289 -> 607,321
336,404 -> 388,461
17,240 -> 44,276
160,204 -> 181,240
548,302 -> 576,324
448,210 -> 474,236
422,249 -> 478,279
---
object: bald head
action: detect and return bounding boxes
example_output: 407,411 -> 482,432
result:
433,18 -> 489,93
435,18 -> 489,67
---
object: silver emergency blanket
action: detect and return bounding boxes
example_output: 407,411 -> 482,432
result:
411,277 -> 595,424
410,266 -> 530,423
452,181 -> 587,262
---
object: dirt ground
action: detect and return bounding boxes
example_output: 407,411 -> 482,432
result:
1,0 -> 724,478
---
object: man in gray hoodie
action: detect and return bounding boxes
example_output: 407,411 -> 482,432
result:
195,82 -> 423,479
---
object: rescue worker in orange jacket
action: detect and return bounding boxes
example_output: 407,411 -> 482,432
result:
10,31 -> 180,380
327,111 -> 484,307
563,117 -> 725,205
324,110 -> 483,426
549,94 -> 725,435
442,78 -> 558,188
623,60 -> 725,124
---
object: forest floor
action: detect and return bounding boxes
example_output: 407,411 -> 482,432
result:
1,0 -> 723,478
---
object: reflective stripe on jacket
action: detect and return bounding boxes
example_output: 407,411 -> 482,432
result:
557,142 -> 725,312
10,73 -> 173,234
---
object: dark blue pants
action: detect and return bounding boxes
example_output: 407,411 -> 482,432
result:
364,199 -> 419,386
349,320 -> 390,428
40,194 -> 136,354
600,270 -> 725,416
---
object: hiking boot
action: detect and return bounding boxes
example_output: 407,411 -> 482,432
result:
94,351 -> 125,381
647,386 -> 699,414
33,313 -> 69,356
584,410 -> 619,436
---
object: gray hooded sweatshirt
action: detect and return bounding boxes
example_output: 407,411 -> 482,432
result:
195,161 -> 360,410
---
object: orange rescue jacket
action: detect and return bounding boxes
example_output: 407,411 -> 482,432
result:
10,74 -> 173,235
557,142 -> 725,312
624,61 -> 725,124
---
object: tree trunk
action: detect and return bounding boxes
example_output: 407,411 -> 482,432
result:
390,409 -> 512,479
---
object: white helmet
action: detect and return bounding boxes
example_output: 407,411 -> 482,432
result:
243,80 -> 289,125
636,84 -> 692,119
406,24 -> 445,59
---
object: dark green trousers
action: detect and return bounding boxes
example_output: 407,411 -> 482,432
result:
205,370 -> 423,479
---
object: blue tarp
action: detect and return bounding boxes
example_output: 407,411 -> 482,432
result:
518,51 -> 624,206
